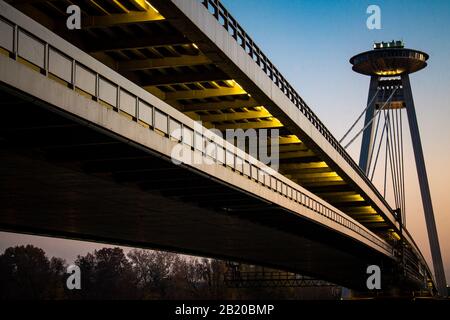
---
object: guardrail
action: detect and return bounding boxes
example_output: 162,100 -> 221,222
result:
224,271 -> 336,287
403,229 -> 434,284
200,0 -> 397,221
0,2 -> 392,255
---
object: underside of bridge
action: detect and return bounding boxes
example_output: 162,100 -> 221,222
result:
4,0 -> 400,243
0,86 -> 397,290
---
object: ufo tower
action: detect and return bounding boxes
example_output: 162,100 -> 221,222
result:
350,41 -> 447,296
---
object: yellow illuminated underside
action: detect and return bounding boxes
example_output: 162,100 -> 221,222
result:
354,206 -> 378,214
144,0 -> 160,14
375,69 -> 404,76
392,232 -> 401,240
345,194 -> 365,202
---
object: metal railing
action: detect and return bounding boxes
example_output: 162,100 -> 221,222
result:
200,0 -> 396,221
0,3 -> 392,255
224,271 -> 336,288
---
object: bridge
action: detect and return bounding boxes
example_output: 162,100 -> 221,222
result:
0,0 -> 441,294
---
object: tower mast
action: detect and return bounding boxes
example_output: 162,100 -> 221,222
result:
350,41 -> 447,296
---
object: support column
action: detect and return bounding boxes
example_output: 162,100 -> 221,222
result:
402,74 -> 447,296
359,76 -> 379,174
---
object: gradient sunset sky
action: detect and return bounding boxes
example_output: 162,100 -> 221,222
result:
1,0 -> 449,284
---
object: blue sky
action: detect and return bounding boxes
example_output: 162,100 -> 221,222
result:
1,0 -> 450,284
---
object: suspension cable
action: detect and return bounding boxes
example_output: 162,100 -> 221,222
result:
395,108 -> 402,214
383,114 -> 388,198
395,108 -> 405,216
392,109 -> 401,210
386,107 -> 405,212
344,88 -> 397,149
367,107 -> 382,170
395,108 -> 405,223
344,86 -> 407,219
367,111 -> 381,177
367,90 -> 385,176
339,88 -> 380,143
400,109 -> 406,225
385,110 -> 400,209
369,118 -> 387,181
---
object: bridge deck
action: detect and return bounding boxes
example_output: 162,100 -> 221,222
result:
0,0 -> 433,290
3,0 -> 398,234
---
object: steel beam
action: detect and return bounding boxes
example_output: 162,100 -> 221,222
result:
279,162 -> 328,170
289,172 -> 341,180
278,150 -> 318,160
118,55 -> 210,71
83,11 -> 164,28
213,119 -> 283,131
277,144 -> 308,153
87,35 -> 191,53
180,98 -> 259,112
165,86 -> 247,101
196,109 -> 272,122
140,70 -> 229,87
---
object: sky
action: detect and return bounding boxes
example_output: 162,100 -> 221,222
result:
1,0 -> 450,285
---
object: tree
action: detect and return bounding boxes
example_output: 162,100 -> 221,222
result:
194,258 -> 228,299
127,249 -> 176,299
170,256 -> 204,299
73,247 -> 136,299
0,245 -> 66,299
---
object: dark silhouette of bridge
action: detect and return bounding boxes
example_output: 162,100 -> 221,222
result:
0,0 -> 445,295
